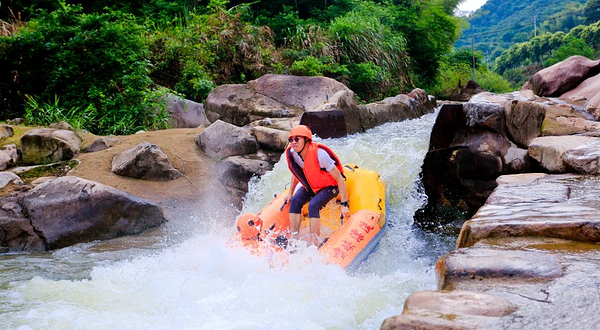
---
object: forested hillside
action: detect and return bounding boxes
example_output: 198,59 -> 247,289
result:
456,0 -> 591,60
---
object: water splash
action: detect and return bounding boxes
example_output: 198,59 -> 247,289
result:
0,110 -> 454,330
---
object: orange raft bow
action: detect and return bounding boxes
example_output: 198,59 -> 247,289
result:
232,164 -> 386,270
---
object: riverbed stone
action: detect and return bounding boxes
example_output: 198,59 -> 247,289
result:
251,126 -> 288,151
463,101 -> 506,134
561,73 -> 600,121
20,128 -> 82,165
0,199 -> 45,252
403,290 -> 517,317
0,124 -> 14,138
541,103 -> 600,136
82,136 -> 118,153
381,314 -> 475,330
504,100 -> 545,148
563,139 -> 600,174
198,120 -> 258,161
21,176 -> 166,250
0,172 -> 23,190
111,142 -> 182,181
457,174 -> 600,247
216,156 -> 272,193
436,247 -> 564,290
528,135 -> 598,173
164,94 -> 211,128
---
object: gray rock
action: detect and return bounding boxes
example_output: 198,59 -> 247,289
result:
198,120 -> 258,161
251,126 -> 289,151
0,172 -> 23,189
528,136 -> 598,173
49,121 -> 73,131
111,142 -> 182,181
20,128 -> 81,165
21,176 -> 166,250
464,101 -> 506,134
505,100 -> 545,148
0,152 -> 10,171
564,139 -> 600,174
1,144 -> 19,168
216,156 -> 273,193
0,124 -> 14,138
0,199 -> 45,253
164,94 -> 211,128
542,103 -> 600,136
82,137 -> 118,153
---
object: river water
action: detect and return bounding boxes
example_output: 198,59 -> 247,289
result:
0,109 -> 455,330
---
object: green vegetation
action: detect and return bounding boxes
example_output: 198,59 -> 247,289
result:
0,0 -> 597,135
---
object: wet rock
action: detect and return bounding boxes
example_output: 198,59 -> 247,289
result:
198,120 -> 258,161
164,94 -> 211,128
457,174 -> 600,247
525,55 -> 600,97
528,136 -> 598,173
21,176 -> 166,250
251,126 -> 289,151
0,124 -> 14,138
381,314 -> 475,330
216,156 -> 273,194
403,290 -> 517,317
561,73 -> 600,121
436,247 -> 564,290
0,199 -> 45,252
504,145 -> 530,173
82,137 -> 118,153
111,142 -> 182,181
464,101 -> 506,134
360,89 -> 436,131
504,100 -> 545,148
564,140 -> 600,174
20,128 -> 82,165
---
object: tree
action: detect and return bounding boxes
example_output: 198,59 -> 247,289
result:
584,0 -> 600,24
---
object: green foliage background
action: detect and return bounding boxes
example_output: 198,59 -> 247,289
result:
0,0 -> 598,135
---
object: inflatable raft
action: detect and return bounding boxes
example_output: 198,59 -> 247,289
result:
232,164 -> 386,270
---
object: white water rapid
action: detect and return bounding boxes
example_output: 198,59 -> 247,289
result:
0,109 -> 455,330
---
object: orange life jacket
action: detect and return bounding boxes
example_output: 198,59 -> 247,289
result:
286,142 -> 344,194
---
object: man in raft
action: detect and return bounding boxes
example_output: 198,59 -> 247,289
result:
284,125 -> 350,245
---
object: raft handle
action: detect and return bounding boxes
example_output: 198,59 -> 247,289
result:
378,198 -> 383,211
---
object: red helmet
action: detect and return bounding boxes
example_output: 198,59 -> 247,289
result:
236,213 -> 263,240
289,125 -> 312,141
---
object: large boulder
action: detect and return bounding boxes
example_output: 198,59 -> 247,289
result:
0,124 -> 14,138
525,55 -> 600,97
0,198 -> 45,253
164,94 -> 211,128
358,88 -> 436,131
21,176 -> 166,250
205,74 -> 363,134
561,73 -> 600,121
251,126 -> 289,151
216,156 -> 273,200
0,172 -> 23,190
111,142 -> 182,181
20,128 -> 81,165
528,136 -> 598,173
198,120 -> 258,161
504,100 -> 545,148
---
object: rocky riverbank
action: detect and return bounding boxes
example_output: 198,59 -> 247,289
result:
382,56 -> 600,329
1,74 -> 436,253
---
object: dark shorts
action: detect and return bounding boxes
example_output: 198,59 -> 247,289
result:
289,185 -> 339,218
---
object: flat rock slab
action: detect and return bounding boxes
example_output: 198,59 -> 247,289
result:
528,136 -> 599,173
436,247 -> 564,290
458,174 -> 600,247
404,290 -> 517,317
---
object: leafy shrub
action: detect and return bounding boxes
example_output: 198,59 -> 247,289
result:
24,95 -> 96,130
0,3 -> 170,134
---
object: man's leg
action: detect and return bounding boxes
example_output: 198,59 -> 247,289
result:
289,186 -> 312,239
307,186 -> 339,245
